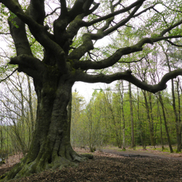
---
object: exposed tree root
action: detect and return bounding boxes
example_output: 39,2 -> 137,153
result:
0,150 -> 93,181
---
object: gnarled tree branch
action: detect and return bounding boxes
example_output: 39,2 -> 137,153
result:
72,35 -> 182,70
82,0 -> 145,27
28,0 -> 45,25
75,69 -> 182,93
9,55 -> 45,79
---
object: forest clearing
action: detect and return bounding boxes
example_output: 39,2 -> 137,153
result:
0,147 -> 182,182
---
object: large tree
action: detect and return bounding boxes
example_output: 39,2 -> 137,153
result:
0,0 -> 182,180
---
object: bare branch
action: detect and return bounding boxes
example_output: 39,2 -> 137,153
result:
60,0 -> 68,16
83,0 -> 93,12
73,31 -> 182,70
71,37 -> 152,70
133,4 -> 157,17
45,7 -> 60,18
9,55 -> 45,79
85,2 -> 100,16
160,19 -> 182,36
82,0 -> 145,27
8,16 -> 33,56
1,0 -> 63,56
0,47 -> 11,59
76,69 -> 182,93
69,0 -> 84,19
103,1 -> 143,37
0,32 -> 11,35
167,40 -> 182,47
28,0 -> 45,25
68,33 -> 94,59
0,68 -> 18,83
118,56 -> 145,63
162,3 -> 182,13
68,1 -> 145,61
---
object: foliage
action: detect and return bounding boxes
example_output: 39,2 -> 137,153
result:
73,84 -> 181,150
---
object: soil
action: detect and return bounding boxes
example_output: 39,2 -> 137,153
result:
0,148 -> 182,182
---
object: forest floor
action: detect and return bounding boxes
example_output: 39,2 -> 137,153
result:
0,147 -> 182,182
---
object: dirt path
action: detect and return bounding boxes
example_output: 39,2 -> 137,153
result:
0,148 -> 182,181
102,148 -> 182,160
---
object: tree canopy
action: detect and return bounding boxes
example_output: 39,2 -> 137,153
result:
0,0 -> 182,91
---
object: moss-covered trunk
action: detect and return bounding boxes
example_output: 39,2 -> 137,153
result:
1,76 -> 87,181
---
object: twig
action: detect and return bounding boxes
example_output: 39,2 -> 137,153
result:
0,68 -> 18,83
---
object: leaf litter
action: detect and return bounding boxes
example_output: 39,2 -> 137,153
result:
0,148 -> 182,182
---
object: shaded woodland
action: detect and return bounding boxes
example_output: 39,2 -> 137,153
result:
0,0 -> 182,181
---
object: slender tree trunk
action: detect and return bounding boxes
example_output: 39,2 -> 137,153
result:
180,84 -> 182,149
118,81 -> 126,150
164,49 -> 181,152
137,87 -> 145,149
156,98 -> 164,151
103,92 -> 122,148
171,79 -> 181,152
142,91 -> 154,146
176,79 -> 182,151
27,75 -> 35,148
158,93 -> 173,153
129,82 -> 135,148
148,93 -> 155,147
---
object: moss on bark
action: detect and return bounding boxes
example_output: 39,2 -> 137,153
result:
0,79 -> 93,182
0,142 -> 93,181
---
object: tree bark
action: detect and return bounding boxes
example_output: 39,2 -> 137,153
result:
3,76 -> 89,180
2,0 -> 182,180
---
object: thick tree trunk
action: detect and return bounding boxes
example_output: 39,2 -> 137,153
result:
2,77 -> 90,181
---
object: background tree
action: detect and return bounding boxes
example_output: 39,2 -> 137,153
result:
163,45 -> 182,152
0,73 -> 36,155
70,91 -> 86,147
0,0 -> 182,180
118,81 -> 127,150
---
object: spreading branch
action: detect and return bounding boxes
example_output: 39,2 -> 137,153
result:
167,40 -> 182,47
60,0 -> 68,16
28,0 -> 45,25
9,55 -> 45,79
75,69 -> 182,93
82,0 -> 145,27
1,0 -> 182,93
73,35 -> 182,70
